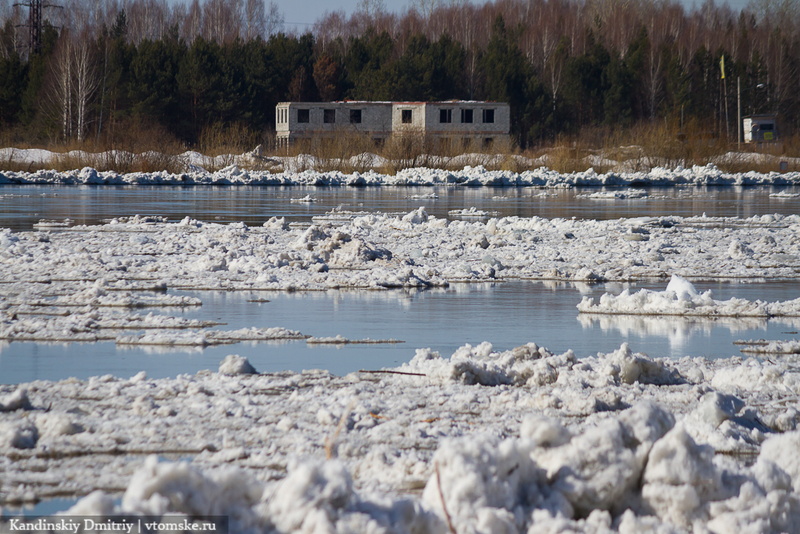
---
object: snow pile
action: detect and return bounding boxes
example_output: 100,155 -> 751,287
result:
5,160 -> 800,187
1,344 -> 799,531
218,355 -> 257,375
579,274 -> 800,318
397,342 -> 681,389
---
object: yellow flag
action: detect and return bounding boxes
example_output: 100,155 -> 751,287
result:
720,55 -> 726,79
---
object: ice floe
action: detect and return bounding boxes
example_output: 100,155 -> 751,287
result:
3,211 -> 800,351
578,275 -> 800,318
735,339 -> 800,354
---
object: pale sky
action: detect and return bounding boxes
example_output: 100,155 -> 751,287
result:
277,0 -> 751,33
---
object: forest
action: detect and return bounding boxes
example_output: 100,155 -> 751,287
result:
0,0 -> 798,152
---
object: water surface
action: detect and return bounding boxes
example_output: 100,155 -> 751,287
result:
3,280 -> 799,384
3,184 -> 800,231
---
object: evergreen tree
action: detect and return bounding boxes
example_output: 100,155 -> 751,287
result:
0,51 -> 26,126
562,32 -> 610,131
129,36 -> 186,138
343,29 -> 395,100
478,16 -> 545,146
177,37 -> 224,139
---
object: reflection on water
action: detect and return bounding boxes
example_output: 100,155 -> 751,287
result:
577,314 -> 800,355
3,184 -> 800,231
2,280 -> 800,384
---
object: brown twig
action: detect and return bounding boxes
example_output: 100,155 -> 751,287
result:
324,399 -> 356,460
435,461 -> 457,534
358,370 -> 427,377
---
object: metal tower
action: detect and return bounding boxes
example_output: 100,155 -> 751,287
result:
14,0 -> 61,55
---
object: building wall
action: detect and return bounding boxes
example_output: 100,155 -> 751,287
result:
276,102 -> 392,142
423,102 -> 510,136
391,103 -> 427,133
277,101 -> 511,146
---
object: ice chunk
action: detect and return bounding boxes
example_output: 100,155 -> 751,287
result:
0,421 -> 38,449
218,354 -> 257,375
759,431 -> 800,493
0,388 -> 32,411
665,274 -> 699,300
121,455 -> 265,531
401,207 -> 429,224
641,426 -> 722,527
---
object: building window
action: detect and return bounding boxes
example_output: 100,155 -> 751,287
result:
324,109 -> 336,123
462,137 -> 471,148
483,137 -> 494,149
461,109 -> 473,123
401,109 -> 412,123
440,109 -> 452,123
297,109 -> 310,123
350,109 -> 362,124
482,109 -> 495,123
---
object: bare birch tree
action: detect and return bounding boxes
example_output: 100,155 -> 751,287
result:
72,31 -> 99,141
46,35 -> 74,141
125,0 -> 169,44
45,30 -> 100,142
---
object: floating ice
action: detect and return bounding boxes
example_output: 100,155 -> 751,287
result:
578,274 -> 800,318
218,354 -> 257,375
736,339 -> 800,354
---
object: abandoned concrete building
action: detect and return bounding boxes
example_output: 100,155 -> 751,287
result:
275,101 -> 511,150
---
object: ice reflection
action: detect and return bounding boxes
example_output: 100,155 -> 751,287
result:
117,344 -> 205,355
574,280 -> 800,358
578,315 -> 768,354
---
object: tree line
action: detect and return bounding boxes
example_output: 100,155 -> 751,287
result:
1,0 -> 799,149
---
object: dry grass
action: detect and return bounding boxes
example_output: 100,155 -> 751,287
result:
3,120 -> 798,175
197,122 -> 266,171
1,119 -> 187,173
289,132 -> 385,174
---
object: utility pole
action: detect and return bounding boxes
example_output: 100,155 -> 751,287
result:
14,0 -> 62,55
737,76 -> 741,150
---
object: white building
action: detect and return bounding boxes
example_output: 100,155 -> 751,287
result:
275,101 -> 511,149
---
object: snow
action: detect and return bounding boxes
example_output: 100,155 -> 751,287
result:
4,171 -> 800,530
0,344 -> 798,531
578,274 -> 800,317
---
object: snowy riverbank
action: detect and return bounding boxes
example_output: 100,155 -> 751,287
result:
3,209 -> 800,531
3,161 -> 800,188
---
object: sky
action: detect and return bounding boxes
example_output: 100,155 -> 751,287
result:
277,0 -> 751,33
